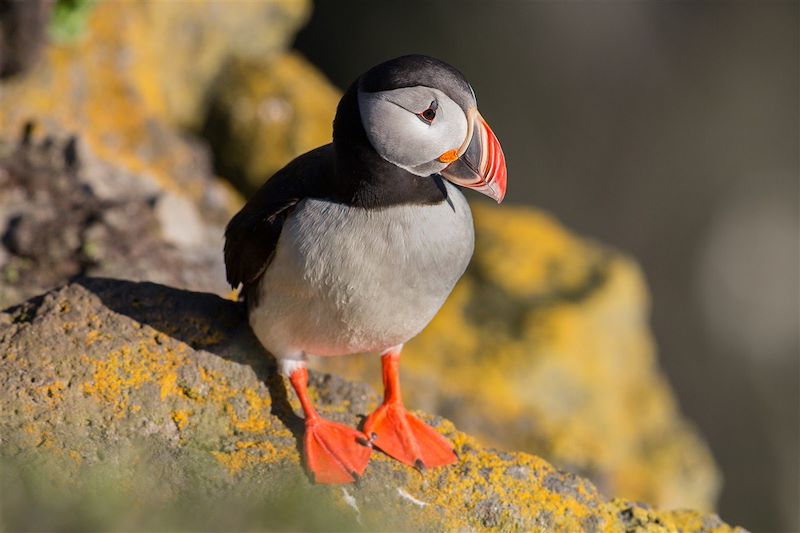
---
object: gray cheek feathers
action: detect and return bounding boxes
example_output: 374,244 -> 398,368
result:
358,86 -> 468,177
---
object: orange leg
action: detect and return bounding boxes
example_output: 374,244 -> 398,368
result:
363,350 -> 458,469
288,367 -> 371,484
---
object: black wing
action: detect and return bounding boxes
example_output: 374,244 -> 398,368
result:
224,145 -> 334,305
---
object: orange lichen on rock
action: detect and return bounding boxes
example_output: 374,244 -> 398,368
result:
82,341 -> 189,417
0,280 -> 743,531
171,410 -> 191,431
230,388 -> 272,434
471,204 -> 603,297
0,1 -> 309,214
204,52 -> 341,193
36,380 -> 66,406
212,439 -> 298,476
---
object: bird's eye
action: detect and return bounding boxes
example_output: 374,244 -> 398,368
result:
417,100 -> 438,124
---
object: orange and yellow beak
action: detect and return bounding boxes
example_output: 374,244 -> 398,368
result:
439,111 -> 507,203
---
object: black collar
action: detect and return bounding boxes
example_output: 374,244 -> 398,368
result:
327,81 -> 448,209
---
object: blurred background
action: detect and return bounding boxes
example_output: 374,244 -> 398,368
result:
297,2 -> 799,530
0,1 -> 796,531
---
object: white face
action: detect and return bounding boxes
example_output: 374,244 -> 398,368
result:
358,86 -> 469,177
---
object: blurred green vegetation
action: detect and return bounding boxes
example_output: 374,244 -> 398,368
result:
0,454 -> 359,532
48,0 -> 95,43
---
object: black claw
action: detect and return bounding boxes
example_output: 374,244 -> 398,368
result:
350,471 -> 361,485
453,448 -> 460,460
370,432 -> 378,442
356,436 -> 371,447
414,459 -> 426,472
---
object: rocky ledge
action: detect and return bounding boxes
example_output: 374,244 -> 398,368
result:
0,279 -> 744,532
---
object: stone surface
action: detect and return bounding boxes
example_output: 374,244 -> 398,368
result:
0,131 -> 228,310
316,203 -> 721,511
0,0 -> 308,209
203,52 -> 340,194
0,0 -> 312,308
0,279 -> 744,532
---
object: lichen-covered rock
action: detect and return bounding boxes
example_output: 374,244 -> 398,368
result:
0,0 -> 343,310
125,1 -> 310,130
316,203 -> 721,511
0,131 -> 228,310
203,52 -> 340,194
0,0 -> 308,209
0,279 -> 743,532
0,0 -> 324,310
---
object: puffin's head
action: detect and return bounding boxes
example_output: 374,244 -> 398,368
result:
354,55 -> 507,203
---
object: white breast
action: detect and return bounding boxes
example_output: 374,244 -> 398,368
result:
249,181 -> 474,358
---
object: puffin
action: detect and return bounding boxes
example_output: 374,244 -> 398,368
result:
224,55 -> 507,485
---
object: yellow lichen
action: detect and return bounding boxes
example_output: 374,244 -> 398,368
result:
85,330 -> 103,346
82,340 -> 188,416
208,52 -> 340,192
470,204 -> 601,297
230,388 -> 271,434
159,371 -> 180,400
606,499 -> 744,533
372,422 -> 609,531
211,440 -> 297,476
68,450 -> 83,465
171,410 -> 191,431
36,380 -> 66,406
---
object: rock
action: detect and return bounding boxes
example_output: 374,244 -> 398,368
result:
0,0 -> 309,211
0,279 -> 744,532
0,0 -> 338,305
203,52 -> 340,194
315,204 -> 721,511
154,192 -> 210,250
0,131 -> 228,310
0,0 -> 338,314
124,0 -> 310,130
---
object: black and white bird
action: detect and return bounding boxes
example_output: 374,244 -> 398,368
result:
224,55 -> 506,484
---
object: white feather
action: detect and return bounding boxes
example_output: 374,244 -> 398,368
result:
249,181 -> 474,361
278,358 -> 307,377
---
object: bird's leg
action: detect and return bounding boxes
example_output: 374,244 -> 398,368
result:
286,363 -> 371,484
363,347 -> 458,470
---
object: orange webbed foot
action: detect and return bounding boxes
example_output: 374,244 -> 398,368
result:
365,349 -> 458,469
364,401 -> 457,469
288,366 -> 371,485
304,417 -> 372,484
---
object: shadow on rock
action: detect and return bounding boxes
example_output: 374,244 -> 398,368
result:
73,276 -> 305,444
